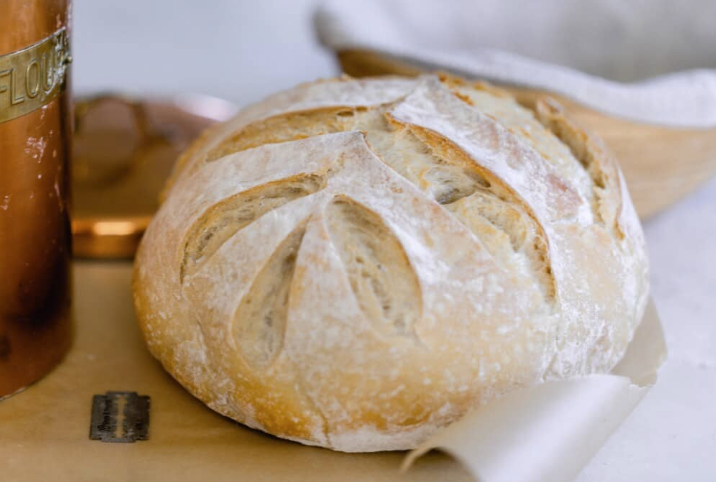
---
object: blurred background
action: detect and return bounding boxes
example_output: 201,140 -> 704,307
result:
74,0 -> 335,104
68,1 -> 716,480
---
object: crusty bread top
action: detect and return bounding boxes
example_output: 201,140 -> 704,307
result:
134,74 -> 649,452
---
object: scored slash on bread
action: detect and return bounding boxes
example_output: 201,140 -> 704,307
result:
133,74 -> 649,452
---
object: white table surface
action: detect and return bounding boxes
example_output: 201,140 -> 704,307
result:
73,1 -> 716,480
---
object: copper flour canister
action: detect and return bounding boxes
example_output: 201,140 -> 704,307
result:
0,0 -> 73,398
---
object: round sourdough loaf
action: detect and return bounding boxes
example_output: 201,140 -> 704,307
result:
133,74 -> 649,452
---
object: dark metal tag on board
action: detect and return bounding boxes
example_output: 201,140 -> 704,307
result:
90,391 -> 150,443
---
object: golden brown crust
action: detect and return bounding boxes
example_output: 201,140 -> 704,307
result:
160,119 -> 227,203
533,97 -> 623,234
134,75 -> 649,452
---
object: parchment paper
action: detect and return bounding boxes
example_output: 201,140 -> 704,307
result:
404,301 -> 666,482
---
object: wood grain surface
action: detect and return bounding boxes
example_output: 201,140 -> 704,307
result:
0,262 -> 471,482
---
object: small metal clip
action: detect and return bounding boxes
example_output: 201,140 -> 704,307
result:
90,391 -> 150,443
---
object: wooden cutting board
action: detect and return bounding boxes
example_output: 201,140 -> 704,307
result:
337,49 -> 716,219
0,262 -> 471,482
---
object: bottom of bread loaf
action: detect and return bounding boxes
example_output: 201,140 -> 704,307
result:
207,397 -> 440,452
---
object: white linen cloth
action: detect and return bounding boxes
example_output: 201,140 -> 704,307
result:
315,0 -> 716,127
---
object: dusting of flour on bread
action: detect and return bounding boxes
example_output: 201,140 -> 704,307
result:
133,74 -> 649,452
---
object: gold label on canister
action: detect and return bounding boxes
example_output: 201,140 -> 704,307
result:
0,28 -> 71,125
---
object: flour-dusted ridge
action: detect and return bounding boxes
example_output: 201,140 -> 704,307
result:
133,75 -> 649,452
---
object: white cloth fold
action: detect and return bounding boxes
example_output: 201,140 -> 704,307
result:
315,0 -> 716,127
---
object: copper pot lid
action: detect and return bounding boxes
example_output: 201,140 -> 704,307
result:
71,93 -> 236,258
